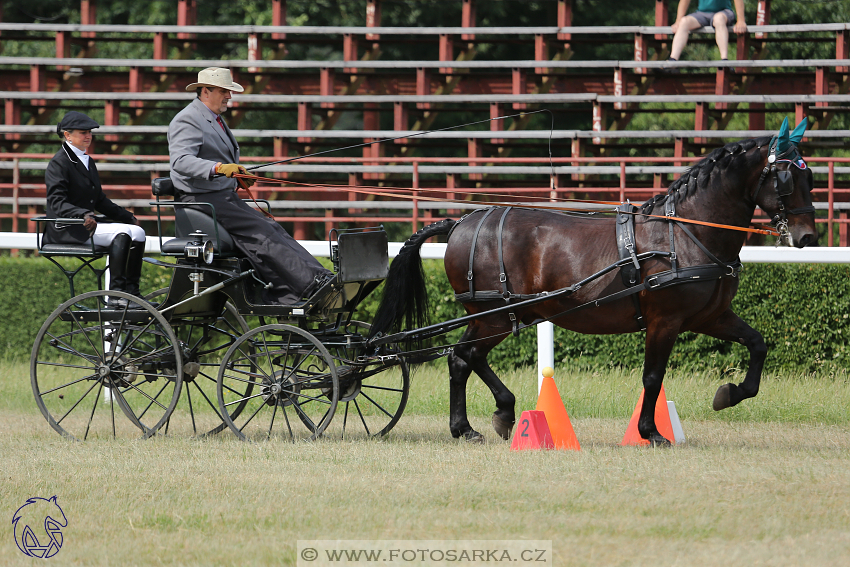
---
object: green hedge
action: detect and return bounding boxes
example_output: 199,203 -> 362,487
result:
2,256 -> 848,373
0,256 -> 173,360
355,260 -> 850,374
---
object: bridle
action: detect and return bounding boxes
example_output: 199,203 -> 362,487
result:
751,136 -> 815,241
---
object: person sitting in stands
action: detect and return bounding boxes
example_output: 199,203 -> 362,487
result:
45,111 -> 145,307
669,0 -> 747,63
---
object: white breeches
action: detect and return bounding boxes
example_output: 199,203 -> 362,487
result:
91,223 -> 146,247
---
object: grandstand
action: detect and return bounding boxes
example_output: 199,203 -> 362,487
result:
0,0 -> 848,243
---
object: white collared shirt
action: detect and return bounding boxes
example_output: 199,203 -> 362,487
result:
67,142 -> 90,170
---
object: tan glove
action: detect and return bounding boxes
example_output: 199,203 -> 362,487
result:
215,163 -> 247,178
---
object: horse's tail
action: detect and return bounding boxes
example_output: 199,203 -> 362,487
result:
369,219 -> 456,342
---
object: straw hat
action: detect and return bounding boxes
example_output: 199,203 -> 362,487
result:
185,67 -> 244,92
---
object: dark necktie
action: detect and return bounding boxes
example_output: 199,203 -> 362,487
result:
216,116 -> 225,131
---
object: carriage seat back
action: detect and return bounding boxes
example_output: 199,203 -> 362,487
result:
152,177 -> 238,257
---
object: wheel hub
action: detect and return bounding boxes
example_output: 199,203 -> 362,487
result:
101,354 -> 139,387
263,370 -> 299,407
339,380 -> 361,402
182,361 -> 201,382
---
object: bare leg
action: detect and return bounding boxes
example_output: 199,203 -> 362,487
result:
692,309 -> 767,411
713,12 -> 730,59
670,15 -> 703,60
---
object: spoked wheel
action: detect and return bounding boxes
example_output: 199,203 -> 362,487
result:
30,290 -> 182,440
144,289 -> 252,437
323,321 -> 410,439
217,324 -> 339,441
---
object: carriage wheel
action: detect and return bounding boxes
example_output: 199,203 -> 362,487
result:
216,324 -> 339,441
324,321 -> 410,439
144,288 -> 253,437
30,290 -> 182,440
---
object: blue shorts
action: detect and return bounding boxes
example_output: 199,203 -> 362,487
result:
689,9 -> 736,28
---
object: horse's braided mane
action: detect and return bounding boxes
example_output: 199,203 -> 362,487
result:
639,136 -> 771,214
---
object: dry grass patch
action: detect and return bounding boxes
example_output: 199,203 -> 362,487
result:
2,412 -> 849,566
2,361 -> 850,566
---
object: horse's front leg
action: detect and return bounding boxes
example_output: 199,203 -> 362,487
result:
639,320 -> 681,446
692,309 -> 767,411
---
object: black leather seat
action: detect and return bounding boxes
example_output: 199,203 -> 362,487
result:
39,242 -> 109,255
152,177 -> 238,257
30,216 -> 109,295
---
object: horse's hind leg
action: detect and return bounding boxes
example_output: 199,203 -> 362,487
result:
693,309 -> 767,411
447,346 -> 477,441
448,321 -> 515,442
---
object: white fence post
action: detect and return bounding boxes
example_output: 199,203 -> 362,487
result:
537,321 -> 554,394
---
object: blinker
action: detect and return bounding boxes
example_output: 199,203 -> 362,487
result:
775,170 -> 794,197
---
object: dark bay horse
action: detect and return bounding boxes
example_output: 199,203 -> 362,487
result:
371,123 -> 817,445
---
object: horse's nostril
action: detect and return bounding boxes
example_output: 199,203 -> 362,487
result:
797,233 -> 817,248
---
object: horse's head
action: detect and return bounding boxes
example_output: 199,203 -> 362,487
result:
753,118 -> 817,248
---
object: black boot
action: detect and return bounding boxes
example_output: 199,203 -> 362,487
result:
107,233 -> 134,308
125,241 -> 145,298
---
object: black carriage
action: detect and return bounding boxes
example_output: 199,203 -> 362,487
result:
30,178 -> 409,442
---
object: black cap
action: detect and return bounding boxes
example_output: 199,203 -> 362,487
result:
56,111 -> 100,135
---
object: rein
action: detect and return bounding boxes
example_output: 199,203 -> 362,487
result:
232,171 -> 780,237
235,177 -> 275,219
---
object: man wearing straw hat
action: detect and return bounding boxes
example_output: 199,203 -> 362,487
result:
168,67 -> 332,304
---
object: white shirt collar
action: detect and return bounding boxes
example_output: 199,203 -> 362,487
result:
66,142 -> 90,170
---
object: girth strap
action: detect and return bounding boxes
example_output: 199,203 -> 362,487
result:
496,206 -> 513,301
458,206 -> 519,306
616,203 -> 641,285
615,203 -> 646,331
466,207 -> 496,301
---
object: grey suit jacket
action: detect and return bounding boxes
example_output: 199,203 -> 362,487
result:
168,98 -> 241,194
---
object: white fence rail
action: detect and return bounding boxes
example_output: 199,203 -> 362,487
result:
3,232 -> 850,262
4,233 -> 848,392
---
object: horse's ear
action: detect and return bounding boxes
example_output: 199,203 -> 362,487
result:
790,118 -> 808,145
776,116 -> 791,154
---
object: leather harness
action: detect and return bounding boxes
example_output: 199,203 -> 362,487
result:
453,204 -> 743,333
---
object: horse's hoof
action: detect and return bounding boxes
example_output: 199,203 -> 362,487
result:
647,433 -> 673,447
462,430 -> 485,444
492,414 -> 515,440
713,383 -> 732,411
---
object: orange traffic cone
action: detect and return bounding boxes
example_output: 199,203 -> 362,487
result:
621,385 -> 675,446
510,410 -> 555,450
535,367 -> 580,451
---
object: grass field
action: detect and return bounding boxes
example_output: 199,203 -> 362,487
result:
2,360 -> 849,566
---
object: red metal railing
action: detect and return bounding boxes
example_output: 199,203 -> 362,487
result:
2,153 -> 848,244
